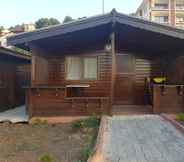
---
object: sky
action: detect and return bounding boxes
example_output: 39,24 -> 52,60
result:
0,0 -> 142,28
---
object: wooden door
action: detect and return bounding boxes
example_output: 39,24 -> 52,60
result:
114,54 -> 135,105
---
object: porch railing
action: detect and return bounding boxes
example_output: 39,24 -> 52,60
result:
152,84 -> 184,113
25,86 -> 110,117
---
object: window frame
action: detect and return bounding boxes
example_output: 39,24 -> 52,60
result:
154,16 -> 169,23
65,55 -> 98,81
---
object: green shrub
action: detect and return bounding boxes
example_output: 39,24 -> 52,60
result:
39,154 -> 55,162
72,115 -> 100,130
31,118 -> 48,126
80,145 -> 91,162
72,115 -> 100,162
177,113 -> 184,121
79,133 -> 97,162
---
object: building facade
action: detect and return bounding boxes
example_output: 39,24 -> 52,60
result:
136,0 -> 184,29
0,24 -> 35,47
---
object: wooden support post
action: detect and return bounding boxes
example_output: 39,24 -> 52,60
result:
110,32 -> 116,115
100,98 -> 103,113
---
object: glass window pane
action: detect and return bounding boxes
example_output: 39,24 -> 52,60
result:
84,58 -> 97,79
66,57 -> 82,80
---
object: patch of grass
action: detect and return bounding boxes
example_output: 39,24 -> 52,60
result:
177,113 -> 184,121
74,116 -> 100,162
72,115 -> 100,130
31,118 -> 48,126
39,154 -> 55,162
79,132 -> 97,162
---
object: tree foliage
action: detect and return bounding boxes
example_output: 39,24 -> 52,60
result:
63,16 -> 74,23
0,26 -> 4,34
35,18 -> 60,29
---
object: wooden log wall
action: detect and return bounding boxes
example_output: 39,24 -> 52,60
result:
153,84 -> 184,113
47,52 -> 112,97
134,56 -> 161,104
15,64 -> 31,106
27,88 -> 109,117
27,49 -> 112,116
27,46 -> 166,117
0,63 -> 15,111
166,55 -> 184,84
0,62 -> 30,111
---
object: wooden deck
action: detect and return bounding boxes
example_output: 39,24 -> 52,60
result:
112,105 -> 153,115
100,115 -> 184,162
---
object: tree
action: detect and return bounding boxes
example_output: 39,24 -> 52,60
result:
63,16 -> 74,23
129,13 -> 136,16
35,18 -> 60,29
0,26 -> 4,34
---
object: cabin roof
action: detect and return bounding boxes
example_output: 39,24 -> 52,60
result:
0,47 -> 31,61
7,9 -> 184,49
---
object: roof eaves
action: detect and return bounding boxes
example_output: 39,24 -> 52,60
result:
7,12 -> 113,46
115,12 -> 184,39
0,47 -> 31,60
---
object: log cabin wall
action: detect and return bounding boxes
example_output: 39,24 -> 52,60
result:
28,44 -> 165,117
0,61 -> 30,111
47,52 -> 112,97
27,46 -> 112,117
15,64 -> 31,106
114,51 -> 161,105
30,45 -> 49,86
0,62 -> 15,111
165,53 -> 184,84
151,52 -> 184,114
134,55 -> 161,104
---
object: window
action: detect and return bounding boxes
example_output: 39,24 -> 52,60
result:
154,16 -> 168,23
176,3 -> 184,10
84,58 -> 97,79
66,57 -> 97,80
176,16 -> 184,23
154,3 -> 168,9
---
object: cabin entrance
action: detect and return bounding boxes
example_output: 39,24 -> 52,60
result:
114,53 -> 135,105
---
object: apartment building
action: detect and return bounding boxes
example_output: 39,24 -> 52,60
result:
0,23 -> 35,47
136,0 -> 184,29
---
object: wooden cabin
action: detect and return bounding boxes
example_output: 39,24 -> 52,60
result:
0,47 -> 31,112
7,10 -> 184,117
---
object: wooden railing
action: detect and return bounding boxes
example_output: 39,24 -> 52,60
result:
153,84 -> 184,114
26,86 -> 110,117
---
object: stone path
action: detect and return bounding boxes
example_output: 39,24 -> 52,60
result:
102,115 -> 184,162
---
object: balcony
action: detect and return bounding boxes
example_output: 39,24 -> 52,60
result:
152,0 -> 169,10
176,19 -> 184,23
176,14 -> 184,26
176,0 -> 184,10
153,3 -> 169,10
154,16 -> 169,24
176,4 -> 184,10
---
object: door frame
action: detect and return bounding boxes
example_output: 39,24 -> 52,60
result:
113,53 -> 136,104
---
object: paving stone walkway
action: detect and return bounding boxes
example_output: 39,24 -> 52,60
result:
0,105 -> 28,123
102,115 -> 184,162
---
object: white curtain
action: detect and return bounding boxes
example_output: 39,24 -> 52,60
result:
66,57 -> 82,80
84,58 -> 97,79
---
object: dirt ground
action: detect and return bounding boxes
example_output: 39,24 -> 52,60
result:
0,122 -> 86,162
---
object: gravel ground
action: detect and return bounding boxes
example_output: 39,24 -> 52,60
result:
0,122 -> 86,162
102,115 -> 184,162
